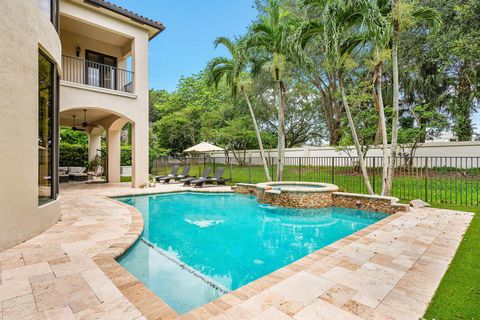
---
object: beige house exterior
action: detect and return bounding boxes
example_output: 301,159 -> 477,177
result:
59,0 -> 164,186
0,0 -> 164,251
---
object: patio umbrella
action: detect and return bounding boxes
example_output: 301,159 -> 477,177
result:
184,142 -> 225,153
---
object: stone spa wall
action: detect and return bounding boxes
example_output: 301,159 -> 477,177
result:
234,183 -> 258,195
257,189 -> 333,208
234,184 -> 409,214
331,192 -> 409,214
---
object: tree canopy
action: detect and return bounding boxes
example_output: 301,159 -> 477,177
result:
148,0 -> 479,159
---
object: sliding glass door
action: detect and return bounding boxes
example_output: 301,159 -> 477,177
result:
85,50 -> 117,90
38,51 -> 58,205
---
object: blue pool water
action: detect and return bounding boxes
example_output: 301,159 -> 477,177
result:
117,193 -> 386,314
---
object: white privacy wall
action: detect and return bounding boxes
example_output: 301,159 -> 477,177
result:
208,141 -> 480,168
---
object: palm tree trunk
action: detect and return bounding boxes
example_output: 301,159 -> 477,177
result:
277,79 -> 286,181
339,81 -> 374,195
242,87 -> 272,182
386,0 -> 400,195
374,62 -> 389,195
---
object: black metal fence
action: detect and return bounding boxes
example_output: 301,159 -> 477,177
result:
62,55 -> 134,93
150,156 -> 480,207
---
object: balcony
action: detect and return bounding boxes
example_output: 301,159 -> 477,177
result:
62,55 -> 134,93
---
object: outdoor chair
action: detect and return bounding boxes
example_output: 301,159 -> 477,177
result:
180,167 -> 212,186
68,167 -> 88,181
59,167 -> 70,183
191,167 -> 230,188
155,165 -> 180,182
174,166 -> 191,180
160,166 -> 191,184
87,165 -> 104,179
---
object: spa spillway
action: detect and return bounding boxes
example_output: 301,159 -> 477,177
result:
255,182 -> 339,208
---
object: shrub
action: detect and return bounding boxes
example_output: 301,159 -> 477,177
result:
121,145 -> 132,166
60,143 -> 88,167
60,143 -> 132,167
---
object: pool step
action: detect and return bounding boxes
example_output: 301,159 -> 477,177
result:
140,238 -> 231,295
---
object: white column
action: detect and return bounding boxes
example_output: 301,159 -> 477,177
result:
88,132 -> 101,161
107,129 -> 121,183
131,122 -> 149,187
130,33 -> 150,188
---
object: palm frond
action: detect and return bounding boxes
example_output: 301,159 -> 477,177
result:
299,20 -> 324,48
214,36 -> 237,55
411,7 -> 441,28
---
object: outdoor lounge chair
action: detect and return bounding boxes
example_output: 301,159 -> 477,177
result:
180,167 -> 212,186
160,166 -> 191,184
68,167 -> 88,181
191,167 -> 230,188
155,165 -> 180,182
174,166 -> 191,180
59,167 -> 70,183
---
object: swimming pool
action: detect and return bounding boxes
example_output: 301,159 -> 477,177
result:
117,192 -> 386,314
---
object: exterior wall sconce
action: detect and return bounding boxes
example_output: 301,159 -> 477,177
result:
76,46 -> 81,57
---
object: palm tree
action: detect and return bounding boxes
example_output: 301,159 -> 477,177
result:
246,0 -> 299,181
302,0 -> 375,194
387,0 -> 400,196
361,0 -> 391,195
206,37 -> 272,181
385,1 -> 440,195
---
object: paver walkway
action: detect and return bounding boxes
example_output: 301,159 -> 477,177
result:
0,183 -> 473,320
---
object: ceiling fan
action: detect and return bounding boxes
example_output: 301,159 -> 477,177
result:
71,109 -> 94,131
71,114 -> 85,132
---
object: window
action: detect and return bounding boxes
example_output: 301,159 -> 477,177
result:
37,0 -> 59,30
38,51 -> 58,205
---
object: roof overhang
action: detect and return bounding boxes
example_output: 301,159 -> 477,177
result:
83,0 -> 165,40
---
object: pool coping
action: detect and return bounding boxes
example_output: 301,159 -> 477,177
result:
92,196 -> 178,320
256,181 -> 339,193
96,188 -> 409,320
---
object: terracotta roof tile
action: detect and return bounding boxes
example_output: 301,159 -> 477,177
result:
85,0 -> 165,33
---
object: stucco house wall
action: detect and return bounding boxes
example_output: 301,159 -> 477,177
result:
0,0 -> 62,251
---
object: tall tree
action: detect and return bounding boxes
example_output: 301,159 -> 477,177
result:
206,37 -> 272,181
419,0 -> 479,141
250,67 -> 327,147
358,0 -> 391,195
247,0 -> 300,181
388,0 -> 400,196
385,0 -> 440,194
302,0 -> 375,194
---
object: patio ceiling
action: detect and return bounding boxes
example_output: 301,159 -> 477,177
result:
60,14 -> 132,48
60,109 -> 117,128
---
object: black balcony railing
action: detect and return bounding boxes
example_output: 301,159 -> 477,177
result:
62,55 -> 134,93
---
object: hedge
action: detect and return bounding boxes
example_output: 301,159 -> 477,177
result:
60,143 -> 88,167
60,143 -> 132,167
120,145 -> 132,166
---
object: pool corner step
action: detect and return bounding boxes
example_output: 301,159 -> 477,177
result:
140,238 -> 231,295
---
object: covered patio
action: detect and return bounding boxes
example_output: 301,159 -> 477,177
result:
59,107 -> 147,188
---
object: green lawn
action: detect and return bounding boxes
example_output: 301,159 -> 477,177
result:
120,176 -> 132,182
423,204 -> 480,320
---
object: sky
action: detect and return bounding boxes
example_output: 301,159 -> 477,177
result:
111,0 -> 257,92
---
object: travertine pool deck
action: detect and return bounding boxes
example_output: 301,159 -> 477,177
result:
0,183 -> 473,320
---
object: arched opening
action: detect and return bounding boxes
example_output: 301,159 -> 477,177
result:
59,107 -> 142,187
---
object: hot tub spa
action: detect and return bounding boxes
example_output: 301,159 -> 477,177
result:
255,181 -> 339,208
